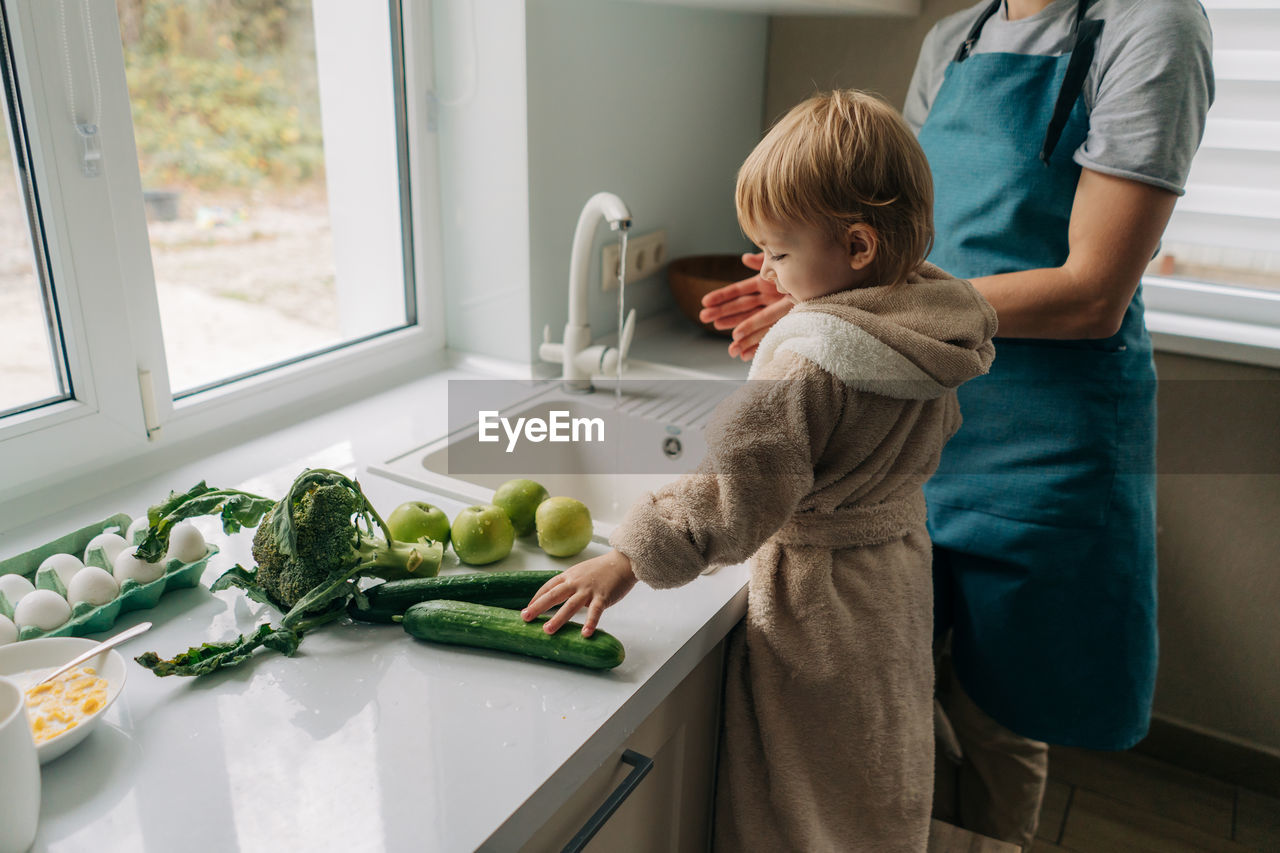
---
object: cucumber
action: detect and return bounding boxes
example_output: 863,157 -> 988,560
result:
401,600 -> 625,670
348,569 -> 562,623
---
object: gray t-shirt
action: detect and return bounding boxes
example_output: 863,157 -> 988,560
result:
904,0 -> 1215,195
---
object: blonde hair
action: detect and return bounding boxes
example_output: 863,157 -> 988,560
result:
736,89 -> 934,288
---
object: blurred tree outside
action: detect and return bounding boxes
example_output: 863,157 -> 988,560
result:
117,0 -> 325,192
115,0 -> 344,392
3,2 -> 347,405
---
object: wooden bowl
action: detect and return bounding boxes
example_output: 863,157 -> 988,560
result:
667,254 -> 755,338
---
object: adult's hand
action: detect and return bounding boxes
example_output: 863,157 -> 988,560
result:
699,252 -> 793,361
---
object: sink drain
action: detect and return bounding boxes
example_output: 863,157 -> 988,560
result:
662,436 -> 682,460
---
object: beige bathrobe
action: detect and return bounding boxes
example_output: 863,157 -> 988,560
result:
611,263 -> 996,852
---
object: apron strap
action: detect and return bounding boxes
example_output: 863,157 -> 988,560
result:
953,0 -> 1003,63
1040,0 -> 1104,164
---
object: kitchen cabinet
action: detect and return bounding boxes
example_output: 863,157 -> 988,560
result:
519,640 -> 728,852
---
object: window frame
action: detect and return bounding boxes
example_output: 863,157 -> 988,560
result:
0,0 -> 157,460
1147,0 -> 1280,369
1144,276 -> 1280,369
0,0 -> 445,508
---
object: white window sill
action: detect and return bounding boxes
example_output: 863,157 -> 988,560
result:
1144,276 -> 1280,370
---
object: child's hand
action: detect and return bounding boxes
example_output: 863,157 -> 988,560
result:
522,549 -> 637,637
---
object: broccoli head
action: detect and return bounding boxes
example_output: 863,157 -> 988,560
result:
252,483 -> 361,609
250,476 -> 441,609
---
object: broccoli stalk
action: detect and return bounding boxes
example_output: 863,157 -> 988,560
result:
136,468 -> 443,678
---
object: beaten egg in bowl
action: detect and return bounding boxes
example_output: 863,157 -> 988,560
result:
21,665 -> 109,744
0,636 -> 127,763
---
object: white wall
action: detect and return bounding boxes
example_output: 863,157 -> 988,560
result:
525,0 -> 767,363
431,0 -> 767,365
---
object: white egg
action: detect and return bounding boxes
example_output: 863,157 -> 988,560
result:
113,545 -> 166,585
67,566 -> 119,607
85,531 -> 128,566
165,522 -> 207,564
126,515 -> 152,544
0,614 -> 17,645
14,588 -> 72,631
38,552 -> 84,592
0,573 -> 35,606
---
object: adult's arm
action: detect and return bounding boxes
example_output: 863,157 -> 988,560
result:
706,2 -> 1207,353
979,0 -> 1211,339
702,168 -> 1177,352
970,168 -> 1176,339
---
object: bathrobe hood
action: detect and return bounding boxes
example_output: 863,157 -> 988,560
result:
748,262 -> 997,398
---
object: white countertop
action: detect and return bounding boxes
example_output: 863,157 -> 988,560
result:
11,313 -> 751,852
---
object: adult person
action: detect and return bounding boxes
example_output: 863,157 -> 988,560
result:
699,0 -> 1213,847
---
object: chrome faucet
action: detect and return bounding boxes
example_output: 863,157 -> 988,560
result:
541,191 -> 638,392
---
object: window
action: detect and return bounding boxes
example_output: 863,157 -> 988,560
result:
1144,0 -> 1280,367
0,0 -> 441,504
117,0 -> 417,396
0,54 -> 69,417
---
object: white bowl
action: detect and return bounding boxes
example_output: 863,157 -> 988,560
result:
0,637 -> 126,764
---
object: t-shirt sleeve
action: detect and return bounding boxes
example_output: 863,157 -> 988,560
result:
904,24 -> 943,133
1075,0 -> 1215,195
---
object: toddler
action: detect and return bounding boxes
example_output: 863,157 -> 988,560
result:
523,90 -> 996,851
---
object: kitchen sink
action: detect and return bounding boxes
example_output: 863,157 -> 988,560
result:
370,360 -> 736,538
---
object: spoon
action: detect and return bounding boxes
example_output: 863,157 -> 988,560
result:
36,621 -> 152,685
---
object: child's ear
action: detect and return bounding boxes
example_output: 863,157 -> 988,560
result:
847,224 -> 878,271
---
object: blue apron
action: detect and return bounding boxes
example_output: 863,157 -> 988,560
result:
919,0 -> 1157,750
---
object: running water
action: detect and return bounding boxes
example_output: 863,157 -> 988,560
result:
612,228 -> 628,515
616,229 -> 628,406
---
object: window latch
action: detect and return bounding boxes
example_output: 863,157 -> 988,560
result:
76,123 -> 101,178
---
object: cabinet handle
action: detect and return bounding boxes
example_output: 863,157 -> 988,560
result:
561,749 -> 655,853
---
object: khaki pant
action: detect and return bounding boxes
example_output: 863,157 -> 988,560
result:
933,661 -> 1050,851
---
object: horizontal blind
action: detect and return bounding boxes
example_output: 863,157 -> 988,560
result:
1160,1 -> 1280,277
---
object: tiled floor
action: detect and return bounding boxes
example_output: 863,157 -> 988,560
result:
1029,745 -> 1280,852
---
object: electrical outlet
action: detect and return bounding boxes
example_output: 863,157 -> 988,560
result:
602,229 -> 667,292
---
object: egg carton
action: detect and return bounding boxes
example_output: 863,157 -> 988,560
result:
0,513 -> 218,641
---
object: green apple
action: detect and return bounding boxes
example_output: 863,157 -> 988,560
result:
387,501 -> 451,549
451,504 -> 516,566
493,478 -> 550,537
535,497 -> 593,558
